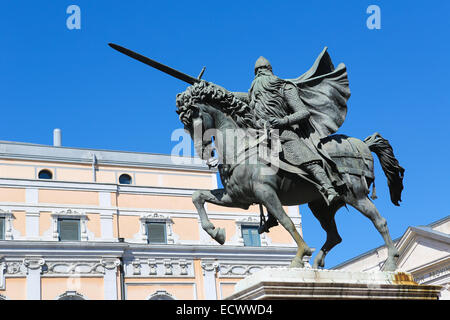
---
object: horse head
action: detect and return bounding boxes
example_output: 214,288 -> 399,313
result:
176,81 -> 252,166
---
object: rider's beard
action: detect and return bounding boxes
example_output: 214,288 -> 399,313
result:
249,70 -> 286,127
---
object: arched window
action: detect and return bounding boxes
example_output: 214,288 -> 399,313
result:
148,290 -> 175,300
38,169 -> 53,180
119,173 -> 132,185
57,291 -> 85,300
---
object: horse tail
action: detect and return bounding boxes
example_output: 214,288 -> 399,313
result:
364,132 -> 405,206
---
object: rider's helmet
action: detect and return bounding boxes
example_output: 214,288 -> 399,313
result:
254,56 -> 272,75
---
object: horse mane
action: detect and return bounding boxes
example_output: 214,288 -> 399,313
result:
176,81 -> 253,127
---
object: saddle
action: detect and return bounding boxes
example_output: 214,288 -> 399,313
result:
222,127 -> 329,202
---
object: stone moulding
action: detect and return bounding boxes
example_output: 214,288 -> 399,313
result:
51,209 -> 89,241
45,261 -> 105,276
138,212 -> 175,244
226,268 -> 443,300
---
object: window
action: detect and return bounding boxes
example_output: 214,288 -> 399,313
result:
59,295 -> 84,300
58,291 -> 85,300
0,217 -> 4,240
148,290 -> 175,300
241,225 -> 261,247
139,213 -> 174,244
0,210 -> 14,241
119,173 -> 132,185
38,169 -> 53,179
58,218 -> 80,241
146,222 -> 167,244
52,209 -> 88,241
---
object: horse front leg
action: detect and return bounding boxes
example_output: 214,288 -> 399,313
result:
192,188 -> 248,245
253,182 -> 312,268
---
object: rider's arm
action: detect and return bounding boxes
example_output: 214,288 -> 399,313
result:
231,91 -> 250,104
206,82 -> 250,104
283,83 -> 310,125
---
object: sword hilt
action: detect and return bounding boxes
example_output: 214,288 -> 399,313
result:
197,66 -> 206,80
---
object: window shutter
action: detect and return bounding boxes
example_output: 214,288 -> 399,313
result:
0,218 -> 4,240
242,227 -> 251,246
250,227 -> 261,246
242,226 -> 260,246
147,223 -> 166,244
59,219 -> 80,241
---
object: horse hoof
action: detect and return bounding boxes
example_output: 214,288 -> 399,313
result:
289,256 -> 304,268
214,228 -> 226,245
312,250 -> 325,269
312,258 -> 325,269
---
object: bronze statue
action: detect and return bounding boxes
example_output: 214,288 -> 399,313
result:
110,44 -> 405,271
231,53 -> 346,204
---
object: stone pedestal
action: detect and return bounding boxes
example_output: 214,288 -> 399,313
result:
225,268 -> 442,300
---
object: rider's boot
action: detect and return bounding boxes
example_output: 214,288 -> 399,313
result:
302,161 -> 339,203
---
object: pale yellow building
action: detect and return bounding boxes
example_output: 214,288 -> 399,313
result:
0,137 -> 300,300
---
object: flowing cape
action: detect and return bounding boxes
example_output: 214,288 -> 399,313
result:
286,47 -> 351,139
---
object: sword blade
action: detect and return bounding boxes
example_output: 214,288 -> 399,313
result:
108,43 -> 200,85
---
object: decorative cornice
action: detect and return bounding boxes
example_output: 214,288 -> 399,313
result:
0,141 -> 212,172
0,178 -> 202,197
52,209 -> 86,218
45,261 -> 105,276
4,262 -> 23,275
236,216 -> 260,225
125,258 -> 194,278
140,212 -> 172,222
0,241 -> 297,262
218,262 -> 290,278
414,263 -> 450,284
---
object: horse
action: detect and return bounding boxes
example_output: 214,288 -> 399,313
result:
175,82 -> 404,271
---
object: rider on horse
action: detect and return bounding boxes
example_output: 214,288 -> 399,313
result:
229,55 -> 346,204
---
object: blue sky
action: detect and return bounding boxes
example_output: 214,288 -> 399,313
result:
0,1 -> 449,268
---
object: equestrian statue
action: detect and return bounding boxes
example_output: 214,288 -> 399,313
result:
109,43 -> 405,271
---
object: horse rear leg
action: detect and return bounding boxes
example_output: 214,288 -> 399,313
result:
308,199 -> 344,269
192,189 -> 248,244
253,183 -> 312,267
348,196 -> 399,271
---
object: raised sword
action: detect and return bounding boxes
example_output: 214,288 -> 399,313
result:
108,43 -> 206,85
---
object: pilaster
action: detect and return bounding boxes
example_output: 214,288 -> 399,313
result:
101,258 -> 121,300
201,259 -> 218,300
23,257 -> 45,300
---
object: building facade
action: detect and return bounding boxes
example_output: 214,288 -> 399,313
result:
0,140 -> 301,300
332,216 -> 450,299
